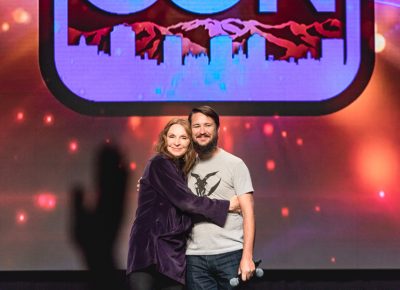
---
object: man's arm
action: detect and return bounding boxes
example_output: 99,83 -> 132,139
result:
238,192 -> 256,281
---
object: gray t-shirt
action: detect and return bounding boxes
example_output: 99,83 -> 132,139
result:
186,148 -> 254,255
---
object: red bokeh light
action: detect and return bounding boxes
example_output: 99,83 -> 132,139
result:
314,205 -> 321,212
34,193 -> 57,211
263,123 -> 274,136
130,162 -> 137,171
266,160 -> 276,172
128,117 -> 142,131
12,8 -> 31,24
16,111 -> 24,122
296,138 -> 304,146
245,122 -> 251,129
281,131 -> 288,138
378,190 -> 385,199
2,22 -> 10,32
16,211 -> 28,224
330,257 -> 336,264
281,207 -> 289,218
128,117 -> 147,138
43,114 -> 54,125
355,140 -> 398,191
69,140 -> 78,153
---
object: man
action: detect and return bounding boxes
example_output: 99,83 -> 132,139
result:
186,106 -> 256,290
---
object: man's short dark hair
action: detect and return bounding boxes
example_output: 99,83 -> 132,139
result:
188,106 -> 220,129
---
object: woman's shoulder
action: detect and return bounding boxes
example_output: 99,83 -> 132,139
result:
148,153 -> 173,168
150,153 -> 168,162
145,154 -> 184,182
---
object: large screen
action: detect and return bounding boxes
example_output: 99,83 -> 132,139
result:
0,0 -> 400,270
39,0 -> 374,115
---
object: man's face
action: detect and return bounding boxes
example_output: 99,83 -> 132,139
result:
190,112 -> 218,153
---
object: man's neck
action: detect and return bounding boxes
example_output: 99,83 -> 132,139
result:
198,147 -> 220,160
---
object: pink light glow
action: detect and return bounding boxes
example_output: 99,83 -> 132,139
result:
281,207 -> 289,218
16,211 -> 28,224
129,117 -> 141,128
69,140 -> 79,153
314,205 -> 321,212
266,159 -> 276,171
379,190 -> 385,199
263,123 -> 274,136
330,257 -> 336,264
281,131 -> 288,138
12,8 -> 31,24
2,22 -> 10,32
130,162 -> 137,171
375,33 -> 386,53
16,111 -> 24,122
43,114 -> 54,125
34,193 -> 57,211
245,122 -> 251,129
355,139 -> 398,191
128,117 -> 142,131
296,138 -> 304,146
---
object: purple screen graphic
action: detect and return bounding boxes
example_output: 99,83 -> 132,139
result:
39,0 -> 374,115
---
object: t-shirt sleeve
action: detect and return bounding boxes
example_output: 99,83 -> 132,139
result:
233,160 -> 254,196
148,156 -> 229,227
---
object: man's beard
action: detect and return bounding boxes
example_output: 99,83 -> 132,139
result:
193,134 -> 218,155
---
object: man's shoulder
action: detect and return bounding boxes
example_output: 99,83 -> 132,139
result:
217,148 -> 245,165
192,149 -> 245,171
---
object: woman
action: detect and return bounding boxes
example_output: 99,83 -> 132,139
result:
127,118 -> 238,290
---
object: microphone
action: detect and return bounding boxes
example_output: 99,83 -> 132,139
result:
229,260 -> 264,287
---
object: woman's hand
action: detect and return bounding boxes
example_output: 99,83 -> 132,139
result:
229,195 -> 241,213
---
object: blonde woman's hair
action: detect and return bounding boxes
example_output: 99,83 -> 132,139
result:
155,118 -> 196,175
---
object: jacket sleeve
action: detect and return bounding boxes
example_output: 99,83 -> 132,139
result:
148,157 -> 229,227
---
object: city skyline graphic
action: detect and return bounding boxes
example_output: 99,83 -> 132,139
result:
68,17 -> 343,63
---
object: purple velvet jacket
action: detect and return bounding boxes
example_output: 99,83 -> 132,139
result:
126,154 -> 229,284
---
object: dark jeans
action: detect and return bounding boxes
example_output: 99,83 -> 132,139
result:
128,266 -> 184,290
186,250 -> 242,290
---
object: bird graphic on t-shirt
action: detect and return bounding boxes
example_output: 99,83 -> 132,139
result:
191,171 -> 221,197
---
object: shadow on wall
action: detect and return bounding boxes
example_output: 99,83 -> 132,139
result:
70,143 -> 130,290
